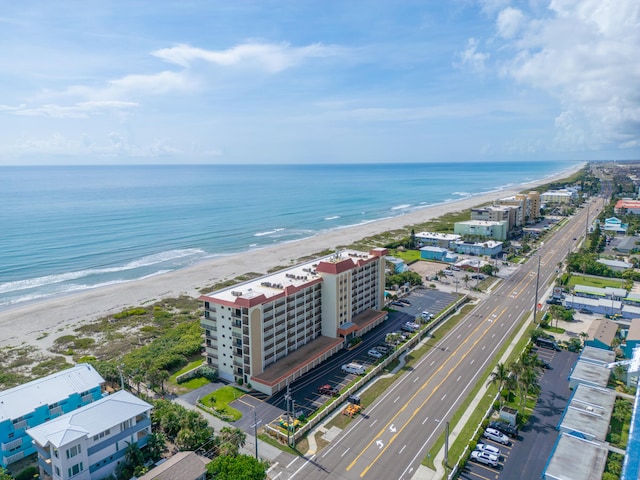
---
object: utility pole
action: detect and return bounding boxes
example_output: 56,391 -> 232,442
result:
290,400 -> 296,449
285,385 -> 291,447
254,408 -> 259,459
585,204 -> 590,238
533,255 -> 541,324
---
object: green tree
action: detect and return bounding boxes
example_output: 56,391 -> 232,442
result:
206,454 -> 267,480
145,431 -> 166,461
487,363 -> 510,410
218,426 -> 246,456
0,469 -> 12,480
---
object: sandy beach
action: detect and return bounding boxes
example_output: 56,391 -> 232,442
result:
0,163 -> 584,349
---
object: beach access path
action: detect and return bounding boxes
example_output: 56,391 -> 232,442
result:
0,164 -> 584,350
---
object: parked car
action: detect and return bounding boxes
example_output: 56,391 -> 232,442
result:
488,421 -> 518,438
444,270 -> 454,276
534,337 -> 561,352
546,298 -> 562,305
470,450 -> 499,467
475,443 -> 500,456
317,384 -> 339,396
401,324 -> 417,333
483,427 -> 510,445
471,274 -> 486,280
578,308 -> 592,314
421,311 -> 433,319
399,299 -> 412,305
368,349 -> 383,359
390,301 -> 405,307
341,363 -> 366,375
347,394 -> 361,405
375,345 -> 389,354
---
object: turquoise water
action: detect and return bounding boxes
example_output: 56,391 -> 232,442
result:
0,161 -> 581,309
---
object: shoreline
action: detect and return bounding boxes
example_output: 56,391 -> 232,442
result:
0,162 -> 585,349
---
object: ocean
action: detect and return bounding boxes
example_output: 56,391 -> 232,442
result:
0,161 -> 581,310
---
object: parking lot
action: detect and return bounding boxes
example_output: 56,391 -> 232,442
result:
234,287 -> 461,431
459,348 -> 578,479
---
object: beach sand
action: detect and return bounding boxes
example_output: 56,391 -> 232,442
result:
0,163 -> 584,349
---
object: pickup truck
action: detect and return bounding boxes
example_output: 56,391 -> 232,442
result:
317,384 -> 339,396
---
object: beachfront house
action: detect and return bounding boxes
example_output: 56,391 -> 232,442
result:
26,390 -> 152,480
200,248 -> 388,395
0,364 -> 105,470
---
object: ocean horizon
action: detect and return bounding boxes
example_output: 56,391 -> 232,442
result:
0,160 -> 583,310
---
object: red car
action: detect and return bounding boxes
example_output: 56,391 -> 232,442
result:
318,384 -> 340,396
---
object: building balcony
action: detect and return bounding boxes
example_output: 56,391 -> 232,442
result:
12,420 -> 27,431
1,439 -> 22,452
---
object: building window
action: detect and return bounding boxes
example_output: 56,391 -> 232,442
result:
67,462 -> 83,477
66,444 -> 81,458
54,448 -> 59,458
55,467 -> 60,477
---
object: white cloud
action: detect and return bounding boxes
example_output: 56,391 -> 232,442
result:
489,0 -> 640,151
0,101 -> 138,118
496,7 -> 525,39
458,38 -> 490,73
152,41 -> 340,73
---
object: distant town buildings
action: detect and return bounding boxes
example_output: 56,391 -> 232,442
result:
199,248 -> 388,395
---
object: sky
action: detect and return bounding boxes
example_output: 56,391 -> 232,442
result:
0,0 -> 638,165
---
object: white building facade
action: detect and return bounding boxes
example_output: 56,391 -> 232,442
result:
26,391 -> 152,480
200,248 -> 388,395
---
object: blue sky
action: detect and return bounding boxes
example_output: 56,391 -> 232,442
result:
1,0 -> 638,165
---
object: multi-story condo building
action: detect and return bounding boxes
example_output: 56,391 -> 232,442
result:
0,364 -> 104,469
26,390 -> 152,480
495,191 -> 541,225
471,206 -> 518,232
541,189 -> 576,204
200,248 -> 388,395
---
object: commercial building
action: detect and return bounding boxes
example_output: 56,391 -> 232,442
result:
26,390 -> 152,480
615,199 -> 640,215
199,248 -> 388,395
0,364 -> 105,469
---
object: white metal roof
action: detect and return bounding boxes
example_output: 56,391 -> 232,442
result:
0,364 -> 104,422
26,390 -> 151,448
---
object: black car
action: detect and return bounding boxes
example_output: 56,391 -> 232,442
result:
399,299 -> 412,305
390,301 -> 405,307
489,421 -> 518,438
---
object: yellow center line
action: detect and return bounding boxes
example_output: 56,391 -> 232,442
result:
358,306 -> 509,477
346,303 -> 504,472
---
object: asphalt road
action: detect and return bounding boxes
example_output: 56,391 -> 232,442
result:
270,199 -> 601,480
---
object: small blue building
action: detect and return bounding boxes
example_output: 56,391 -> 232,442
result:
0,364 -> 105,469
420,246 -> 458,263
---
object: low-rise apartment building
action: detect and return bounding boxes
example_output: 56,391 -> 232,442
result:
26,390 -> 152,480
453,220 -> 508,241
0,364 -> 105,469
199,248 -> 388,395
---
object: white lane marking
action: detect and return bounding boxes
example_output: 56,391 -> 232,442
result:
341,448 -> 350,457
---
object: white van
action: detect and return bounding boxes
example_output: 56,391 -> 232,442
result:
341,363 -> 366,375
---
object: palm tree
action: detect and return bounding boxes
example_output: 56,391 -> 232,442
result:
218,426 -> 246,456
487,363 -> 510,410
519,367 -> 540,415
463,274 -> 471,289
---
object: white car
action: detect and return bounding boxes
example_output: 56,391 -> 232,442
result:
483,427 -> 510,445
475,443 -> 500,456
470,450 -> 499,467
421,311 -> 433,319
368,349 -> 383,359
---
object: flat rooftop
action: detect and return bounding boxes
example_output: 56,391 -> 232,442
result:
544,433 -> 607,480
570,361 -> 611,388
202,249 -> 379,304
579,346 -> 616,366
560,385 -> 615,442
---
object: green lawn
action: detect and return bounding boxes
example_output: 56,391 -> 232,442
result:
389,249 -> 421,263
169,358 -> 204,381
200,386 -> 244,421
567,275 -> 626,289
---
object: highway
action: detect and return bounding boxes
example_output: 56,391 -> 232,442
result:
273,199 -> 600,480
